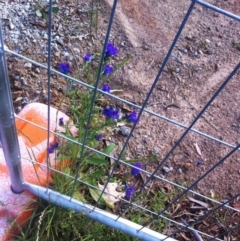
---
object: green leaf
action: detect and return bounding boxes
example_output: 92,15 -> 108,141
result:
91,168 -> 105,178
86,157 -> 109,165
99,143 -> 115,158
36,9 -> 42,17
52,6 -> 59,14
89,188 -> 106,205
85,144 -> 115,165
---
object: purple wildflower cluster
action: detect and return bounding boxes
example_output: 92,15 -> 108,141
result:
103,106 -> 120,120
48,142 -> 59,154
103,65 -> 114,75
127,110 -> 138,123
131,162 -> 142,176
105,42 -> 118,58
59,117 -> 64,126
124,162 -> 142,198
83,53 -> 94,63
95,134 -> 103,141
59,62 -> 70,74
102,84 -> 111,93
125,185 -> 135,198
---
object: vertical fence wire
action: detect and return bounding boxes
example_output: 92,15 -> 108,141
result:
46,0 -> 53,188
0,0 -> 240,240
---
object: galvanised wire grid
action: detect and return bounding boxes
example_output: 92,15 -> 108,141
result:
0,0 -> 240,240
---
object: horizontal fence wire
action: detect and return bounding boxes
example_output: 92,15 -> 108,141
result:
1,0 -> 240,240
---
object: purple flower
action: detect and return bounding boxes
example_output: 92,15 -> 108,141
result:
95,134 -> 103,141
83,53 -> 94,63
103,106 -> 120,120
127,110 -> 138,123
105,42 -> 118,57
197,160 -> 202,166
102,84 -> 111,93
125,185 -> 135,198
59,117 -> 64,126
103,65 -> 114,75
131,162 -> 142,176
47,142 -> 59,154
71,84 -> 76,90
59,62 -> 70,74
162,169 -> 167,175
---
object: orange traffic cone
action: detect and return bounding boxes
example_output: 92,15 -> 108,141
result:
0,103 -> 74,240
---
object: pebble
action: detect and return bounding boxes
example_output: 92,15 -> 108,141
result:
121,41 -> 126,46
176,67 -> 180,73
24,62 -> 32,69
22,97 -> 29,104
205,39 -> 210,44
186,33 -> 193,40
9,22 -> 15,30
183,49 -> 188,53
120,126 -> 131,136
16,106 -> 22,112
153,146 -> 159,153
20,77 -> 25,86
146,131 -> 151,136
193,51 -> 198,57
162,166 -> 173,173
178,168 -> 183,174
73,48 -> 80,54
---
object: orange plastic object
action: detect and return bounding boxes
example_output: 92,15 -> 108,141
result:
0,103 -> 71,240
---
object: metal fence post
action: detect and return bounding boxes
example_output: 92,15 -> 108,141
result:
0,22 -> 24,193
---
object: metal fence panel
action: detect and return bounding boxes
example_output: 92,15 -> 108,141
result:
0,0 -> 240,240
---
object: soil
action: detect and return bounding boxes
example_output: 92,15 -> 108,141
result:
1,0 -> 240,240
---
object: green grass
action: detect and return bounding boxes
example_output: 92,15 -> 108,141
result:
11,200 -> 139,241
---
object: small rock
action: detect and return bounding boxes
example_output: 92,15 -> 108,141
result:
20,77 -> 25,86
121,41 -> 126,47
36,90 -> 41,95
73,48 -> 80,54
146,131 -> 151,136
178,168 -> 183,174
193,51 -> 198,57
120,126 -> 131,136
184,163 -> 191,170
62,52 -> 69,57
216,42 -> 221,47
186,33 -> 193,40
9,22 -> 15,30
162,166 -> 173,173
205,39 -> 211,44
35,68 -> 40,74
176,67 -> 180,73
22,97 -> 29,104
183,48 -> 188,53
43,33 -> 48,39
153,146 -> 159,153
24,62 -> 32,69
16,106 -> 22,112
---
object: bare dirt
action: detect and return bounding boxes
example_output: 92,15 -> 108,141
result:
1,0 -> 240,240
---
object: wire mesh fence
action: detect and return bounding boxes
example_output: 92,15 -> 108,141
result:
0,0 -> 240,240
